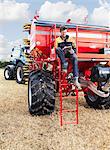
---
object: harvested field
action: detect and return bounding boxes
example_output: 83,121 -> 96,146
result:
0,68 -> 110,150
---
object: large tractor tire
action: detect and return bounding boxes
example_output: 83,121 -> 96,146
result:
28,70 -> 55,115
4,65 -> 15,80
16,62 -> 24,84
85,90 -> 110,109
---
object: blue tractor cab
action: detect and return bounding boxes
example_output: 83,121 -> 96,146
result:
4,45 -> 30,84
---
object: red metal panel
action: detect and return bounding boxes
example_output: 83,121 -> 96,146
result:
30,20 -> 110,126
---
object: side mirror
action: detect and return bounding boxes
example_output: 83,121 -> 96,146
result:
12,48 -> 14,52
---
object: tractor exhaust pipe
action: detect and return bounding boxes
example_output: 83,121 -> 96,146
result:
79,77 -> 109,98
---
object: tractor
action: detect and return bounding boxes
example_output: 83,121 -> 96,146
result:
4,45 -> 30,84
27,18 -> 110,125
4,23 -> 31,84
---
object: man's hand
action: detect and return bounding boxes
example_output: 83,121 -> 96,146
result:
62,46 -> 72,50
62,46 -> 74,54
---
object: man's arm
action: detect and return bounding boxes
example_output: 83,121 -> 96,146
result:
55,38 -> 59,48
69,37 -> 76,48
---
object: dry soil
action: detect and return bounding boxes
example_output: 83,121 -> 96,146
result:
0,69 -> 110,150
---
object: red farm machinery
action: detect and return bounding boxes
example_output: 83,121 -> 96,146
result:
27,18 -> 110,126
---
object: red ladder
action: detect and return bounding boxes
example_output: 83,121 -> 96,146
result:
59,83 -> 79,126
57,58 -> 79,126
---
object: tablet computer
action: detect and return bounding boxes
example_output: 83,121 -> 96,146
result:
58,42 -> 72,49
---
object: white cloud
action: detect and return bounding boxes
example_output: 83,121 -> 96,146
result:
0,34 -> 10,61
0,0 -> 29,22
9,39 -> 23,48
0,34 -> 22,61
39,0 -> 110,26
91,0 -> 110,26
39,1 -> 88,23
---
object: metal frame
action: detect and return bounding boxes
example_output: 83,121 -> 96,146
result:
53,24 -> 79,126
30,19 -> 110,126
75,25 -> 110,60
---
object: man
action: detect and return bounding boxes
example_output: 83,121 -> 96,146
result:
56,25 -> 81,89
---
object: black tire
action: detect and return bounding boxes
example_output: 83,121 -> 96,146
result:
16,62 -> 24,84
28,70 -> 56,115
85,90 -> 110,109
4,65 -> 15,80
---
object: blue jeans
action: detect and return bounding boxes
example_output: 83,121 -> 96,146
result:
56,47 -> 79,77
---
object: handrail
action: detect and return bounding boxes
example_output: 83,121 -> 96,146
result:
77,41 -> 110,44
78,53 -> 110,59
77,24 -> 110,31
34,20 -> 110,31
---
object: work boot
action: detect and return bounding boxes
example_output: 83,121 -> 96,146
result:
101,79 -> 110,92
62,62 -> 68,72
74,77 -> 81,90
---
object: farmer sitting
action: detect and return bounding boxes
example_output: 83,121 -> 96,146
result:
56,25 -> 81,89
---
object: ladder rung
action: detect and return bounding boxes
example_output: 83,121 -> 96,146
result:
63,121 -> 78,125
62,109 -> 76,113
61,83 -> 74,86
63,96 -> 76,99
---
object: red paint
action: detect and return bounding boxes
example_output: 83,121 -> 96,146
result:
30,20 -> 110,126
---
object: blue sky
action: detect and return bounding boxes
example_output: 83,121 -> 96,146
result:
0,0 -> 110,60
0,0 -> 104,40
